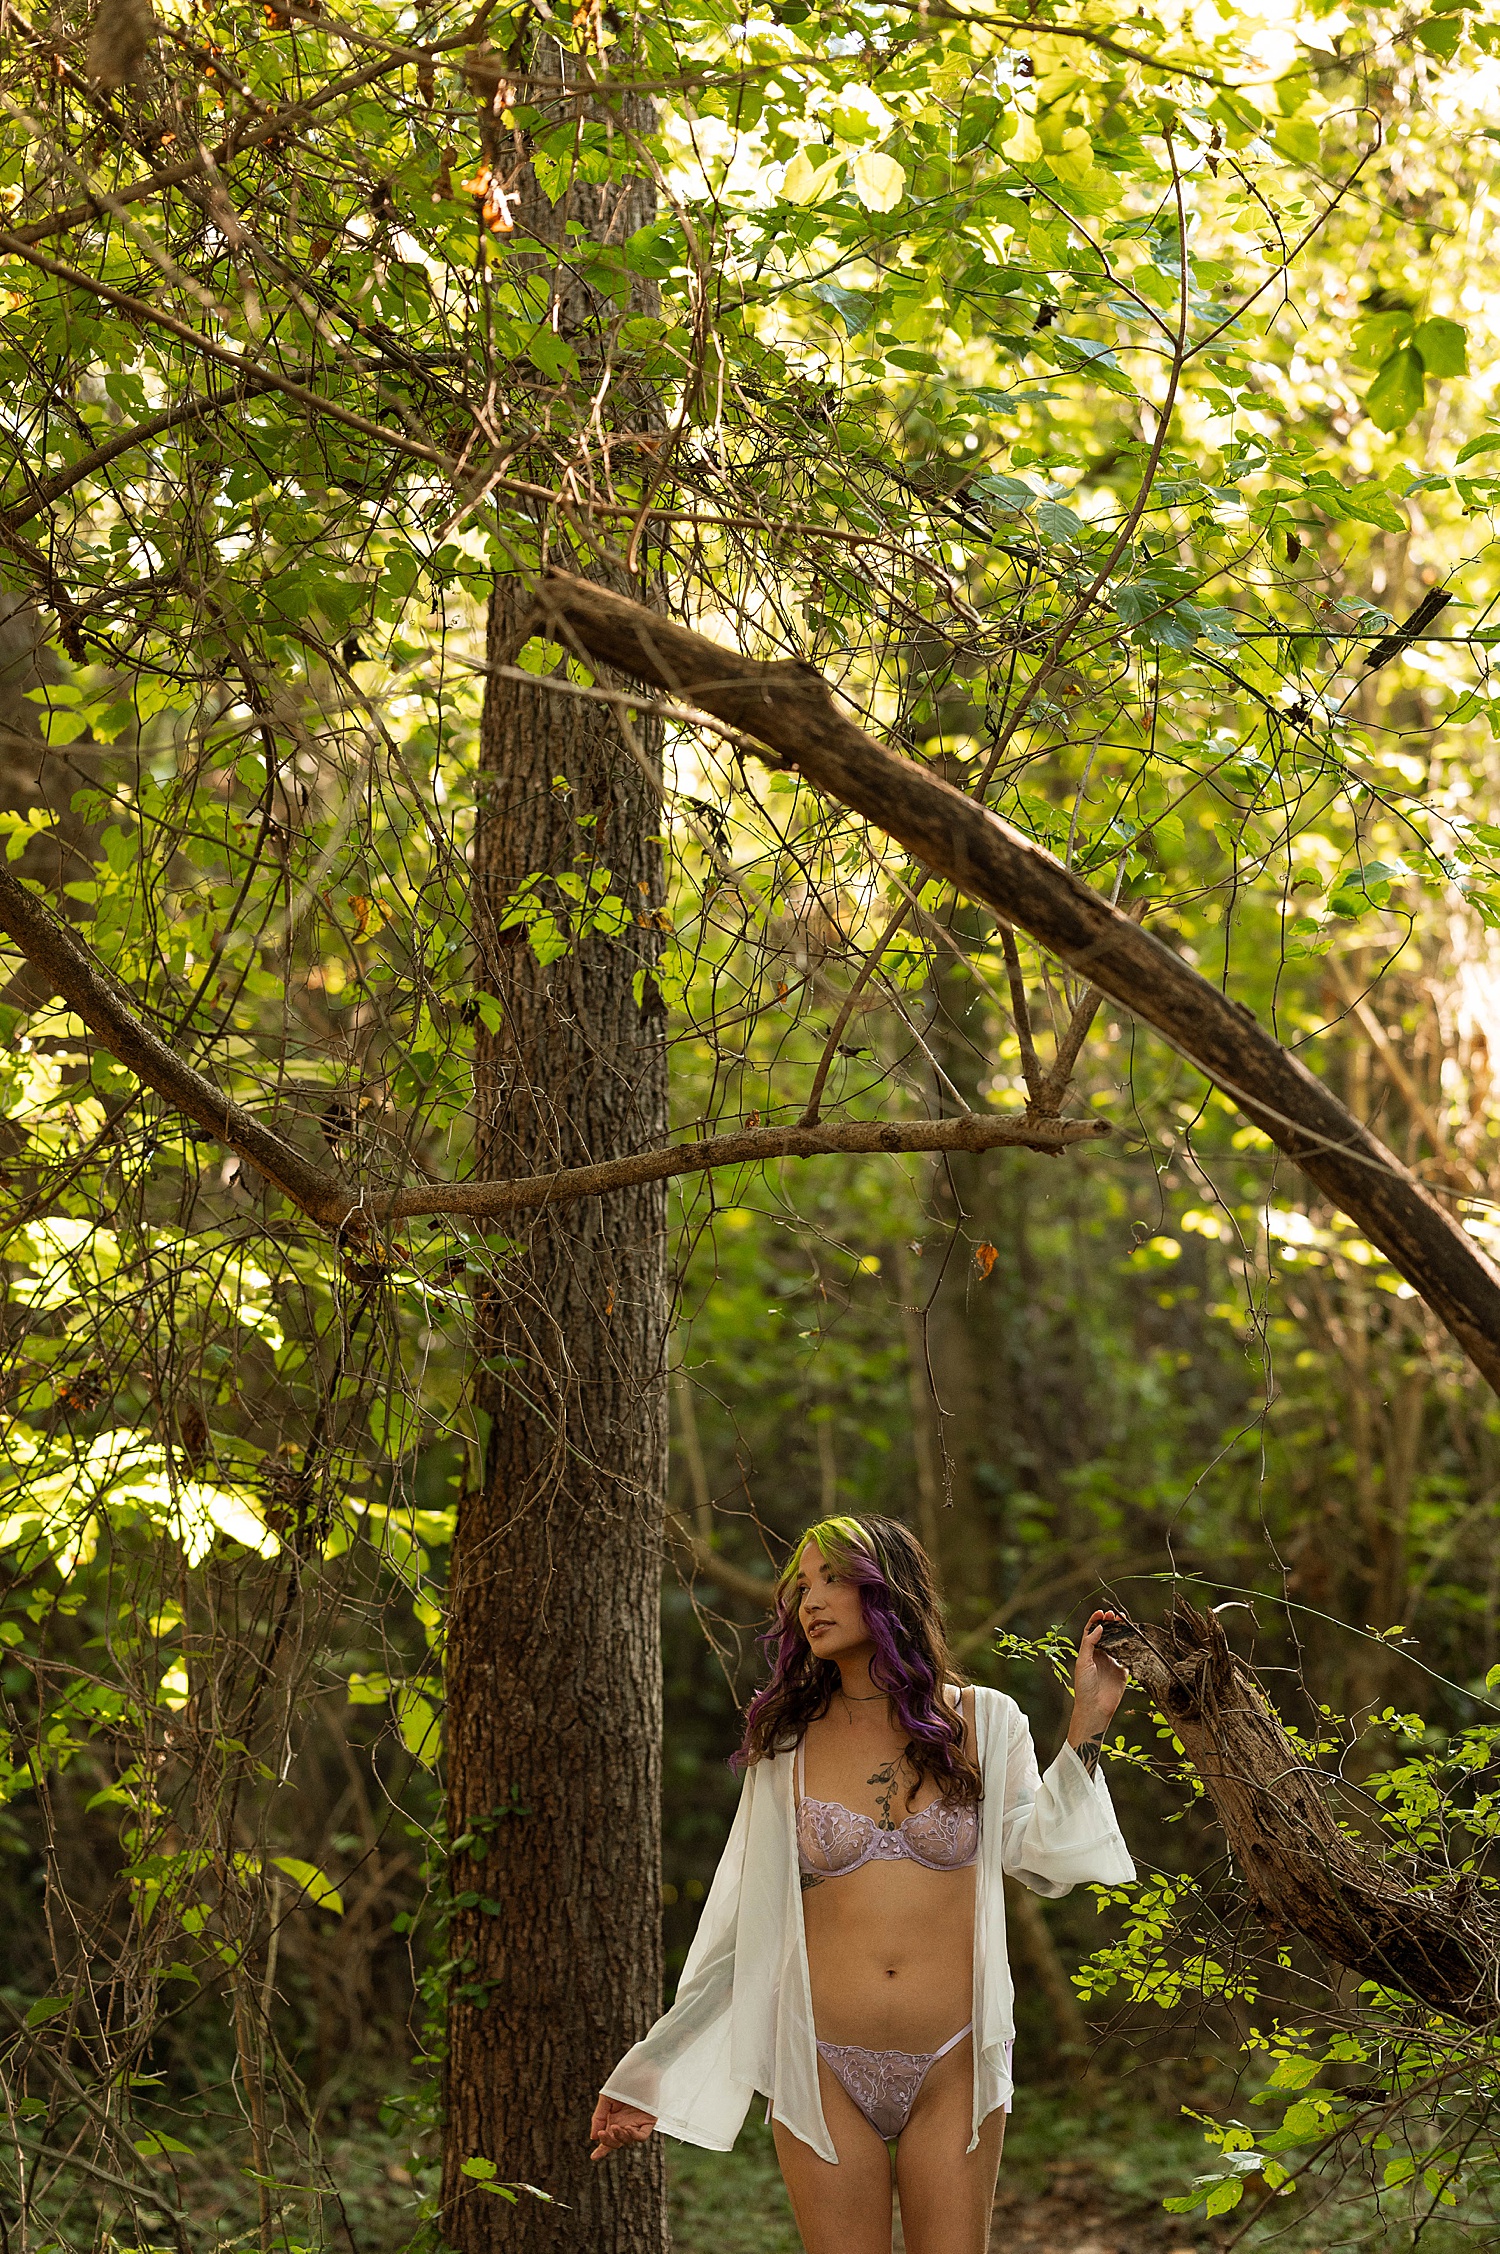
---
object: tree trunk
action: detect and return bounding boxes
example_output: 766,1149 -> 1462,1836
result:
440,45 -> 671,2250
441,574 -> 670,2253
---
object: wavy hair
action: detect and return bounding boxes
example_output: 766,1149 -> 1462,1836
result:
734,1514 -> 981,1808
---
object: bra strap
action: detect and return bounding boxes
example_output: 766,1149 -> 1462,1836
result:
796,1735 -> 805,1803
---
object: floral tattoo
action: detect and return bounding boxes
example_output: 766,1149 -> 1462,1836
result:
868,1758 -> 901,1830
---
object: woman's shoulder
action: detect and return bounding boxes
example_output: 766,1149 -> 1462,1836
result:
745,1739 -> 797,1773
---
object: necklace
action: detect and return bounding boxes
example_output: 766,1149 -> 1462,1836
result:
839,1687 -> 886,1702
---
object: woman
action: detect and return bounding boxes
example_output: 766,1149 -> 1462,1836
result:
589,1514 -> 1133,2254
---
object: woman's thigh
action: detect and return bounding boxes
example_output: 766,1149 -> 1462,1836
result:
772,2055 -> 894,2254
893,2039 -> 1005,2254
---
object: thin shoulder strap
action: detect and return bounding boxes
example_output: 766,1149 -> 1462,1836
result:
796,1735 -> 805,1803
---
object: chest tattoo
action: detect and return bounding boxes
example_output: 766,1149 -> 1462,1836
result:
867,1758 -> 902,1830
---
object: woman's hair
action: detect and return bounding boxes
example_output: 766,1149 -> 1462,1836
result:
733,1514 -> 981,1806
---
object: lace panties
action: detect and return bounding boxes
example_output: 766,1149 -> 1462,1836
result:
814,2024 -> 1013,2140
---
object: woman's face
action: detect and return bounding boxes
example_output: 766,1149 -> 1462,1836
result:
794,1541 -> 872,1662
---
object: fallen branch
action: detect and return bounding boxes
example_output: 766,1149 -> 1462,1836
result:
0,857 -> 1104,1230
533,568 -> 1500,1394
1101,1605 -> 1500,2023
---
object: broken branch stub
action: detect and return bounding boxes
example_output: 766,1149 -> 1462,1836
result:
1101,1605 -> 1500,2024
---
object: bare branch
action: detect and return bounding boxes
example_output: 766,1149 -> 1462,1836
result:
0,860 -> 352,1225
800,901 -> 909,1127
0,857 -> 1105,1234
381,1113 -> 1109,1223
999,925 -> 1044,1104
1,379 -> 276,534
1032,898 -> 1148,1116
665,1514 -> 777,1609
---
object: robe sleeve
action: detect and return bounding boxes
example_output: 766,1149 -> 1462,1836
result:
599,1765 -> 759,2151
997,1697 -> 1135,1898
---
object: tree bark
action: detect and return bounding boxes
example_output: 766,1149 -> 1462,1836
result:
533,571 -> 1500,1396
440,47 -> 670,2250
441,571 -> 670,2252
1101,1604 -> 1500,2022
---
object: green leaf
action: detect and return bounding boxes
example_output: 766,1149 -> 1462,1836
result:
368,1396 -> 421,1461
134,2133 -> 194,2156
1273,118 -> 1321,167
1412,316 -> 1467,376
526,329 -> 580,381
1344,482 -> 1408,532
806,282 -> 876,337
1205,2178 -> 1244,2216
1415,15 -> 1462,54
1351,311 -> 1414,369
1457,432 -> 1500,464
25,1995 -> 69,2026
396,1686 -> 441,1767
1265,2054 -> 1321,2090
271,1856 -> 345,1915
1365,346 -> 1426,433
460,2157 -> 498,2179
1278,2097 -> 1330,2138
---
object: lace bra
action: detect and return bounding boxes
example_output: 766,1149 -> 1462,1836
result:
795,1738 -> 979,1877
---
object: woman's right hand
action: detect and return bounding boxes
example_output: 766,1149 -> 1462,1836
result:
589,2094 -> 657,2162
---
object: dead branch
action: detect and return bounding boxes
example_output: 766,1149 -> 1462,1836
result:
1101,1605 -> 1500,2023
533,569 -> 1500,1395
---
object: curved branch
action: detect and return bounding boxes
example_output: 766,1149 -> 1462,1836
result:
0,861 -> 351,1224
532,567 -> 1500,1395
0,379 -> 276,534
666,1515 -> 777,1608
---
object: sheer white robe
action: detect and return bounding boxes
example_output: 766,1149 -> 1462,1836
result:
602,1685 -> 1135,2161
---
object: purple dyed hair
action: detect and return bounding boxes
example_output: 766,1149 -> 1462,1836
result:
734,1514 -> 981,1807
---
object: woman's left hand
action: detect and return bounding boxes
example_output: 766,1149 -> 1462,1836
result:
1069,1609 -> 1130,1754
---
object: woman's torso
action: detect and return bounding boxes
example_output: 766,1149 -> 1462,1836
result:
797,1685 -> 978,2051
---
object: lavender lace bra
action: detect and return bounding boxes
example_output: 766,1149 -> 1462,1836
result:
795,1739 -> 979,1877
